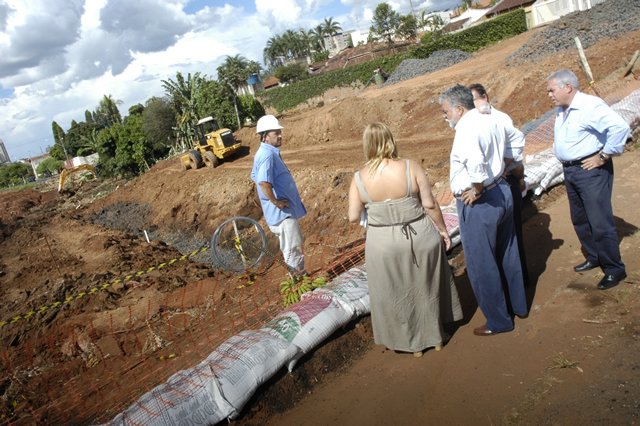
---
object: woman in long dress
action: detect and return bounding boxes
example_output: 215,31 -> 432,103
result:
348,123 -> 463,357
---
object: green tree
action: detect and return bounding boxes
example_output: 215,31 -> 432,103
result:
308,25 -> 325,52
195,79 -> 239,131
51,121 -> 69,162
36,158 -> 64,176
48,144 -> 66,161
95,94 -> 124,127
217,55 -> 257,130
0,162 -> 33,186
398,14 -> 419,41
274,62 -> 309,84
85,110 -> 94,123
142,96 -> 176,156
370,3 -> 401,51
238,93 -> 266,125
65,121 -> 102,158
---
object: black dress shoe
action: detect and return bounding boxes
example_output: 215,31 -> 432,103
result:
574,260 -> 600,272
597,272 -> 627,290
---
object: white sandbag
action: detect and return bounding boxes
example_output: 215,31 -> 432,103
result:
105,360 -> 234,426
204,330 -> 301,419
611,88 -> 640,130
260,295 -> 353,371
302,265 -> 370,316
525,147 -> 564,195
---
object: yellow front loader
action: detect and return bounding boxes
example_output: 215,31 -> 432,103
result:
180,117 -> 241,171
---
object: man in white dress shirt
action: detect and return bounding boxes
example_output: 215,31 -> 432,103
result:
547,69 -> 630,290
469,83 -> 529,285
440,84 -> 527,336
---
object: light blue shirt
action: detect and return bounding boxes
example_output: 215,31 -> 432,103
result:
251,142 -> 306,226
554,91 -> 630,162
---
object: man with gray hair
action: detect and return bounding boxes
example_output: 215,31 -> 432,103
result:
440,84 -> 527,336
547,69 -> 630,290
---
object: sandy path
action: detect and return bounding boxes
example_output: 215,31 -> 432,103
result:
265,148 -> 640,425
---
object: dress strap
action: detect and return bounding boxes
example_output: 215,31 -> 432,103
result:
405,159 -> 412,196
354,171 -> 373,204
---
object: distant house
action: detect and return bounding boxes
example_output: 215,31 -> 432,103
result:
481,0 -> 539,29
530,0 -> 606,27
263,76 -> 281,91
447,0 -> 496,30
236,73 -> 265,97
27,153 -> 51,178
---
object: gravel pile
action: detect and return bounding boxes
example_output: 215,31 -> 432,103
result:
508,0 -> 640,63
383,50 -> 474,87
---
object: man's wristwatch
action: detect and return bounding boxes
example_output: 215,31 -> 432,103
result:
599,152 -> 610,163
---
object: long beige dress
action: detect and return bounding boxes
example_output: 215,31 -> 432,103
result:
355,160 -> 463,352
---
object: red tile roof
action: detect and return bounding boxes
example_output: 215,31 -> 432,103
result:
263,76 -> 280,89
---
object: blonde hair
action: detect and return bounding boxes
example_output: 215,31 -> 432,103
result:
363,123 -> 399,177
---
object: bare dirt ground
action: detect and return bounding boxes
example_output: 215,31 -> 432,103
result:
1,26 -> 639,424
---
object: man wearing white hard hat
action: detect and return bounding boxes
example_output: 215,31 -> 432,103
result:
251,115 -> 307,276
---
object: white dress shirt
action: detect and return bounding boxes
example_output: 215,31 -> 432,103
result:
490,107 -> 525,173
554,91 -> 630,162
450,108 -> 507,196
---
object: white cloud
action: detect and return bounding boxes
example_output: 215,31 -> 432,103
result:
0,0 -> 380,160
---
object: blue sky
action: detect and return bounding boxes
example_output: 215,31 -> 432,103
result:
0,0 -> 457,161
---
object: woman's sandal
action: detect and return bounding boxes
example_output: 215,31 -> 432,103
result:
434,333 -> 452,352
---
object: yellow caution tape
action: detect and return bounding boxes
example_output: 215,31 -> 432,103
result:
0,247 -> 210,329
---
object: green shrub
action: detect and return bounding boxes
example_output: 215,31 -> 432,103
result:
413,9 -> 527,58
260,52 -> 409,113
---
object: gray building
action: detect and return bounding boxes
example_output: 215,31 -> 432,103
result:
0,138 -> 10,164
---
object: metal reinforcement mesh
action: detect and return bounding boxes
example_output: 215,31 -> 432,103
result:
0,225 -> 366,424
1,76 -> 638,426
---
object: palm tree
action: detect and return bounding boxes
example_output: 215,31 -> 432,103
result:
308,25 -> 325,52
161,72 -> 203,148
264,35 -> 285,70
217,55 -> 253,130
322,17 -> 342,50
96,94 -> 124,127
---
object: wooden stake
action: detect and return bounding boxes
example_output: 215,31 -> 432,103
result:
575,37 -> 594,85
621,50 -> 640,78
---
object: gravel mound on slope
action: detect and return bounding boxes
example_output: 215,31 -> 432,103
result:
508,0 -> 640,63
383,50 -> 474,87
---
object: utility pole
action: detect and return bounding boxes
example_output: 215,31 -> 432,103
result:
60,135 -> 70,165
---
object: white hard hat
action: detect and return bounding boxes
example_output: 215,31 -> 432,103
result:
256,115 -> 284,134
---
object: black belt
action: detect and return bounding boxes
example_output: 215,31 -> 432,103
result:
560,151 -> 599,167
455,176 -> 504,200
368,213 -> 425,267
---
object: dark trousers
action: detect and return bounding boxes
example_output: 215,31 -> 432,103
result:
457,181 -> 527,333
506,174 -> 529,284
563,161 -> 625,276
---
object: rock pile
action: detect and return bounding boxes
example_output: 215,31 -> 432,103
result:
382,50 -> 474,87
508,0 -> 640,63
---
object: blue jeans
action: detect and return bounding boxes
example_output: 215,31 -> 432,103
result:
457,181 -> 527,332
563,161 -> 625,276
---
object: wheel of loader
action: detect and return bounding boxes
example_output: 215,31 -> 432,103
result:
188,150 -> 203,169
203,151 -> 219,168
